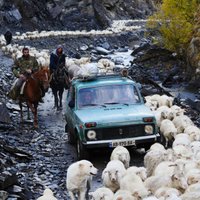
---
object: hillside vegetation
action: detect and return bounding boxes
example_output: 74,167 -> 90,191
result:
148,0 -> 200,84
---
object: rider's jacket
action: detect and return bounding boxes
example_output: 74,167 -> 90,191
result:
12,55 -> 39,78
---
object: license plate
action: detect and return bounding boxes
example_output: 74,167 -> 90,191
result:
109,139 -> 135,148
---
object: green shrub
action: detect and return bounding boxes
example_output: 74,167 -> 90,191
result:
147,0 -> 199,57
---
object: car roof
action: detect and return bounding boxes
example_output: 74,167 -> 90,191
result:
72,74 -> 136,89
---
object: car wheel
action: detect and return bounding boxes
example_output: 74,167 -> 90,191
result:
65,124 -> 76,144
77,139 -> 89,160
65,123 -> 68,133
144,143 -> 153,152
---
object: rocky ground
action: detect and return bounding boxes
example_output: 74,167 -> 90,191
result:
0,22 -> 200,199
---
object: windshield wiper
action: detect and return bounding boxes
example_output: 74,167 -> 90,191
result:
83,103 -> 106,107
104,102 -> 120,104
104,102 -> 129,106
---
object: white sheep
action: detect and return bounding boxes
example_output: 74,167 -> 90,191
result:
173,145 -> 193,160
126,166 -> 147,181
181,192 -> 200,200
173,134 -> 191,148
184,125 -> 200,142
171,105 -> 185,116
158,95 -> 174,107
37,188 -> 57,200
98,58 -> 115,70
145,96 -> 159,111
65,58 -> 75,67
157,106 -> 175,120
165,193 -> 182,200
89,187 -> 114,200
160,119 -> 177,148
74,57 -> 90,65
153,161 -> 174,176
190,141 -> 200,155
155,187 -> 181,199
68,64 -> 81,79
149,143 -> 165,151
143,197 -> 159,200
149,94 -> 161,102
110,146 -> 130,168
144,172 -> 188,194
144,148 -> 175,177
102,160 -> 126,192
154,109 -> 168,127
144,149 -> 166,177
183,159 -> 199,174
145,100 -> 158,111
195,151 -> 200,160
186,168 -> 200,185
172,115 -> 194,133
112,190 -> 136,200
185,182 -> 200,193
120,170 -> 149,199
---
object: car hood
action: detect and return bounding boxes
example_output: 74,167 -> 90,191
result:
75,104 -> 154,124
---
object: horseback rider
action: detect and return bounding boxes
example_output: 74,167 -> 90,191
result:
49,45 -> 69,88
8,47 -> 42,101
49,45 -> 66,74
49,45 -> 69,108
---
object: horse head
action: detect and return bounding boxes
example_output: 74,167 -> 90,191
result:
33,66 -> 50,91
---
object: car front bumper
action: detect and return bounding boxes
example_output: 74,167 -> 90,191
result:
83,133 -> 160,148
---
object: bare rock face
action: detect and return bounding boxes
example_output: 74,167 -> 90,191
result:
0,0 -> 159,31
186,37 -> 200,88
186,12 -> 200,88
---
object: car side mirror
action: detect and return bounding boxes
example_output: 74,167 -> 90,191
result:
68,100 -> 75,108
136,83 -> 142,89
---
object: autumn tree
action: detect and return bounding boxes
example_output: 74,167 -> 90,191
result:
148,0 -> 200,57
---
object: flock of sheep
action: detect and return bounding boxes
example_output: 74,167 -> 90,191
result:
3,19 -> 142,41
37,94 -> 200,200
0,32 -> 117,77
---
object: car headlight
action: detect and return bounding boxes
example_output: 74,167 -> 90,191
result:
87,130 -> 96,140
145,125 -> 153,134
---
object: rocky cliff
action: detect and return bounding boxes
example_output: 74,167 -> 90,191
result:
0,0 -> 159,32
186,8 -> 200,88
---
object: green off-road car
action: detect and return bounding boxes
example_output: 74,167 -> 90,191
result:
65,73 -> 159,159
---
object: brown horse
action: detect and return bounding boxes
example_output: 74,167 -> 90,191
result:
19,67 -> 50,128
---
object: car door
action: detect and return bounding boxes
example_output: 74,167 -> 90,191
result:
66,85 -> 76,133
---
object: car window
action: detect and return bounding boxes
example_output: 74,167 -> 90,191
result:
77,84 -> 140,108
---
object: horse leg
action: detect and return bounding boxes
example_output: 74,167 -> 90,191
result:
27,101 -> 38,128
27,106 -> 31,120
54,92 -> 59,109
58,88 -> 64,108
51,88 -> 58,108
33,103 -> 38,128
19,101 -> 23,124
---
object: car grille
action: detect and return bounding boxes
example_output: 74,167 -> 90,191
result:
91,124 -> 154,140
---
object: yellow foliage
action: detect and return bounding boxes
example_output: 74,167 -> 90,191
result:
147,0 -> 200,56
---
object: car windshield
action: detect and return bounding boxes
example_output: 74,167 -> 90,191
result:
78,84 -> 140,108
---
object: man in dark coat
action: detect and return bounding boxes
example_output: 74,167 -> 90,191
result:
4,30 -> 12,45
49,45 -> 69,108
49,45 -> 66,74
